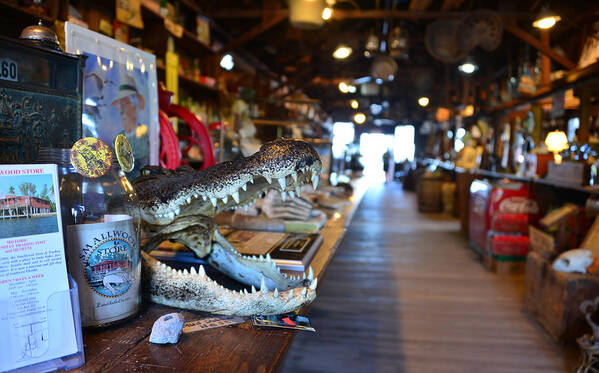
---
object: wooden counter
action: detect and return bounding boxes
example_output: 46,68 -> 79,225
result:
73,180 -> 368,373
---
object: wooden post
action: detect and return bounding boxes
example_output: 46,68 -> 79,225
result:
540,30 -> 551,89
579,88 -> 591,144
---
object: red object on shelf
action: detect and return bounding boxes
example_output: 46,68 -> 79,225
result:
491,214 -> 529,234
158,83 -> 216,170
490,235 -> 530,256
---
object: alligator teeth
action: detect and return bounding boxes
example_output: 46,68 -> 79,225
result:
302,273 -> 306,280
260,278 -> 268,293
231,191 -> 240,203
273,288 -> 279,298
190,267 -> 197,275
251,285 -> 256,294
241,183 -> 247,191
266,253 -> 271,262
281,191 -> 287,201
295,186 -> 302,197
183,269 -> 188,275
312,174 -> 319,190
186,197 -> 191,204
265,176 -> 272,184
291,172 -> 298,183
277,177 -> 286,190
221,196 -> 228,204
288,191 -> 295,199
167,212 -> 175,220
301,287 -> 307,295
174,208 -> 180,215
288,289 -> 293,299
243,289 -> 248,295
259,255 -> 264,262
210,197 -> 217,206
310,278 -> 318,290
249,178 -> 254,184
308,266 -> 314,280
199,265 -> 205,278
202,195 -> 207,201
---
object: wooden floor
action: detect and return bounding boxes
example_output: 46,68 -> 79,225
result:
281,182 -> 579,373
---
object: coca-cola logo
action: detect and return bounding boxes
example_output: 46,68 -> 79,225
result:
498,196 -> 539,214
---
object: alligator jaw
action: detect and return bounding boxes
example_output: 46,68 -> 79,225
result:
142,251 -> 317,316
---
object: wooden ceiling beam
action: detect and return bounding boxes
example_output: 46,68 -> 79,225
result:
220,12 -> 288,54
211,9 -> 529,20
503,20 -> 576,70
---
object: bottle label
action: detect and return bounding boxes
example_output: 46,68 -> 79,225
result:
66,215 -> 140,327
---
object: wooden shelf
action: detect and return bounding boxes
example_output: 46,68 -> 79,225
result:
140,2 -> 216,57
485,61 -> 599,115
156,62 -> 219,96
424,158 -> 599,195
251,118 -> 313,127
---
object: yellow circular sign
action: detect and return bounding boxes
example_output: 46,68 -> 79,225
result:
70,137 -> 113,178
115,134 -> 134,173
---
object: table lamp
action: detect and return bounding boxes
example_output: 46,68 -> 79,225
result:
545,130 -> 569,164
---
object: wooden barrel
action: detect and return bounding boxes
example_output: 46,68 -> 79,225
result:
417,173 -> 443,212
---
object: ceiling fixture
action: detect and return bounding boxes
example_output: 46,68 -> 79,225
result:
458,59 -> 477,74
533,7 -> 561,29
353,112 -> 366,124
322,7 -> 332,20
338,81 -> 349,93
347,84 -> 356,93
288,0 -> 325,29
333,45 -> 352,59
418,97 -> 429,107
545,130 -> 568,163
220,54 -> 234,70
350,99 -> 359,109
365,30 -> 379,57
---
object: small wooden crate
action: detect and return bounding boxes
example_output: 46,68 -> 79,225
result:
524,251 -> 599,343
483,254 -> 526,274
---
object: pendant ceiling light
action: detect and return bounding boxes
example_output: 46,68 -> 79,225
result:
389,25 -> 409,59
533,7 -> 561,29
364,30 -> 379,57
333,45 -> 352,59
288,0 -> 325,29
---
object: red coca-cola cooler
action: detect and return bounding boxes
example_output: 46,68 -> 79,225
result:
469,179 -> 539,256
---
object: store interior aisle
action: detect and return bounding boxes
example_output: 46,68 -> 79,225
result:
281,182 -> 579,373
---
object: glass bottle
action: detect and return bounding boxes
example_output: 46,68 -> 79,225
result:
40,145 -> 142,328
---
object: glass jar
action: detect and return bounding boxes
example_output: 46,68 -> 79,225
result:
40,146 -> 142,328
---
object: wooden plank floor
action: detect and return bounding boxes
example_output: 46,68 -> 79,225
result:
281,182 -> 579,373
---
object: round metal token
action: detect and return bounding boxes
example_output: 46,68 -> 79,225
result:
70,137 -> 113,178
115,134 -> 134,173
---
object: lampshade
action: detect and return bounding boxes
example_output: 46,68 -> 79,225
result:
533,7 -> 561,29
545,130 -> 568,153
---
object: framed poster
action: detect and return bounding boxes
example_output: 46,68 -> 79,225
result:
64,22 -> 159,176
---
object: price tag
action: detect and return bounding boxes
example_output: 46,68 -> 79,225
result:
0,58 -> 17,82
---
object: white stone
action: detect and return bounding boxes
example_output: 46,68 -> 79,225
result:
552,249 -> 594,274
149,313 -> 185,344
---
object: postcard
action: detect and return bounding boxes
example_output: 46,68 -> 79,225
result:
0,164 -> 78,371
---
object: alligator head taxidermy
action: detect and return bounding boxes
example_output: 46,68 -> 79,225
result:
132,139 -> 322,316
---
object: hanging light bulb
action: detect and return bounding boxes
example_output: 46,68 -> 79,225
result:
350,99 -> 359,109
418,97 -> 429,107
333,45 -> 352,59
458,59 -> 477,74
353,112 -> 366,124
338,81 -> 349,93
322,7 -> 332,20
533,7 -> 561,29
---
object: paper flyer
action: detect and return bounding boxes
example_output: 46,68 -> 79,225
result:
0,164 -> 78,371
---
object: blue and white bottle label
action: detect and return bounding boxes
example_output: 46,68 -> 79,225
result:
67,215 -> 140,327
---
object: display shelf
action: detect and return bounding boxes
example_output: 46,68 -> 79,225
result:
140,1 -> 216,57
424,158 -> 599,195
156,62 -> 219,96
485,61 -> 599,115
69,179 -> 368,373
0,0 -> 55,26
